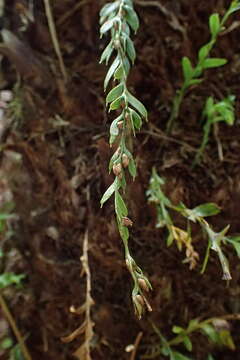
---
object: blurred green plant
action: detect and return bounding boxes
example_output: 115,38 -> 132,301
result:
0,205 -> 30,360
193,95 -> 235,166
143,314 -> 239,359
167,0 -> 240,133
147,168 -> 240,280
99,0 -> 152,318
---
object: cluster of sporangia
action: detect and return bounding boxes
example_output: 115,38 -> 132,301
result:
99,0 -> 152,318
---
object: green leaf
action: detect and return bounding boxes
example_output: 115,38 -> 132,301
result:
207,355 -> 215,360
182,57 -> 193,81
201,324 -> 218,343
167,231 -> 174,246
172,326 -> 184,334
226,236 -> 240,257
100,41 -> 114,64
100,18 -> 116,36
109,96 -> 124,111
192,203 -> 220,217
118,222 -> 129,241
122,56 -> 131,76
124,5 -> 140,32
100,178 -> 118,207
232,241 -> 240,257
114,65 -> 124,80
127,92 -> 147,119
115,191 -> 128,220
172,351 -> 192,360
10,344 -> 25,360
109,150 -> 120,173
100,2 -> 119,18
0,337 -> 13,350
209,14 -> 220,37
203,58 -> 227,69
110,113 -> 123,137
188,318 -> 199,331
188,79 -> 203,86
0,213 -> 13,220
126,36 -> 136,64
229,2 -> 240,15
129,108 -> 142,131
128,158 -> 137,179
183,336 -> 193,352
0,273 -> 25,289
104,57 -> 120,91
219,330 -> 235,350
198,43 -> 212,61
106,83 -> 124,104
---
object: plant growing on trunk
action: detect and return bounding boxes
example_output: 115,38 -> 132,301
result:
167,0 -> 240,133
99,0 -> 152,318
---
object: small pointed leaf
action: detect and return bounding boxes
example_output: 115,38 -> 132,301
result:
124,5 -> 139,32
209,14 -> 220,36
182,57 -> 193,81
127,92 -> 147,119
203,58 -> 227,69
104,57 -> 120,91
100,178 -> 118,207
106,84 -> 124,104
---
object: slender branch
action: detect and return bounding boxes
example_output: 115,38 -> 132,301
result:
43,0 -> 67,81
0,293 -> 32,360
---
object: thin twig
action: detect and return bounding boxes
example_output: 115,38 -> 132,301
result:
130,332 -> 143,360
43,0 -> 67,81
57,0 -> 89,26
134,0 -> 186,38
61,230 -> 94,360
80,230 -> 94,360
213,123 -> 224,162
143,124 -> 198,152
0,293 -> 32,360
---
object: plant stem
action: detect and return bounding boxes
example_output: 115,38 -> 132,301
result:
201,240 -> 211,274
166,1 -> 235,133
0,293 -> 32,360
166,87 -> 185,134
193,121 -> 211,166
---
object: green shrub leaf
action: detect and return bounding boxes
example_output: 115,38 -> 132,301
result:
203,58 -> 227,69
172,326 -> 184,334
115,191 -> 128,220
127,92 -> 147,119
100,18 -> 116,36
128,158 -> 137,179
183,336 -> 193,352
126,36 -> 136,63
129,108 -> 142,131
106,83 -> 124,104
124,5 -> 139,32
109,96 -> 124,111
100,178 -> 118,207
100,41 -> 114,64
104,57 -> 120,90
182,57 -> 193,81
209,14 -> 221,36
192,203 -> 220,217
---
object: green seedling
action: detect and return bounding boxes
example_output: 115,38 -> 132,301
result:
147,168 -> 239,280
167,0 -> 240,133
193,95 -> 235,166
99,0 -> 152,318
143,315 -> 238,359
